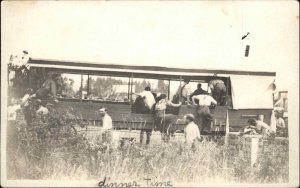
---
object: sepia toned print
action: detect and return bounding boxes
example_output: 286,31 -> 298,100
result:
1,1 -> 299,187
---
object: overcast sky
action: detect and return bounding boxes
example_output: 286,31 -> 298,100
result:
1,1 -> 299,90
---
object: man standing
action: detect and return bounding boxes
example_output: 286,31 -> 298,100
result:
140,129 -> 152,145
99,108 -> 113,130
184,114 -> 201,147
139,86 -> 156,111
99,108 -> 113,143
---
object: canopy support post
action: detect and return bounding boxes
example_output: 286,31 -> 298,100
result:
87,74 -> 90,97
168,79 -> 171,100
80,74 -> 83,102
130,74 -> 133,104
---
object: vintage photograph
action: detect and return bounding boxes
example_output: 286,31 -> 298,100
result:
1,1 -> 299,187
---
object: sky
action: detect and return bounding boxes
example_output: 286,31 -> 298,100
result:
1,1 -> 299,90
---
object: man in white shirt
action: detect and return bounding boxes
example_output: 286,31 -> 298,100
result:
184,114 -> 201,147
139,87 -> 156,110
99,108 -> 113,130
248,118 -> 271,135
192,94 -> 217,106
99,108 -> 113,143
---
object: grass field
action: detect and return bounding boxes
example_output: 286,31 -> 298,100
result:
6,109 -> 289,185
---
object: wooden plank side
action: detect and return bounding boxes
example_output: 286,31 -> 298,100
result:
52,100 -> 227,131
228,109 -> 272,131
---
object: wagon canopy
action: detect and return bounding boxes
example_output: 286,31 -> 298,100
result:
230,75 -> 275,109
27,58 -> 276,80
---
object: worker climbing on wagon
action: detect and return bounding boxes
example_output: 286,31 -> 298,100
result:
132,86 -> 156,114
191,93 -> 217,134
208,78 -> 227,106
190,83 -> 208,103
155,94 -> 182,142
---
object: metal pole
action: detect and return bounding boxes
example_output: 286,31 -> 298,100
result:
130,74 -> 133,104
128,76 -> 130,101
168,79 -> 171,100
179,76 -> 182,101
87,74 -> 90,97
80,74 -> 83,102
225,110 -> 230,146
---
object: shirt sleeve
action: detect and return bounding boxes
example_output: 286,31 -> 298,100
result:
210,96 -> 217,105
139,91 -> 146,97
196,126 -> 201,138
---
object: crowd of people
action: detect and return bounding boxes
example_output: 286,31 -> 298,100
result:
8,73 -> 288,148
131,78 -> 226,145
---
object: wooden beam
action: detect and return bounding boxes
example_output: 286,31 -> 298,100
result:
28,58 -> 276,76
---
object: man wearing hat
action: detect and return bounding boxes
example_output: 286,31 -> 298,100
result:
184,114 -> 201,147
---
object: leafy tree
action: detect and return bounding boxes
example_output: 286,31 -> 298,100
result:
8,54 -> 31,100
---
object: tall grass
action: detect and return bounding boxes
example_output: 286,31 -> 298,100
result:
7,106 -> 289,184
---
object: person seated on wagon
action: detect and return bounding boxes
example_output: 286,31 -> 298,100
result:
175,79 -> 192,104
274,110 -> 286,137
30,72 -> 59,103
247,118 -> 271,135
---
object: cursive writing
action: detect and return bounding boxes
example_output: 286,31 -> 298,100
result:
98,177 -> 173,187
